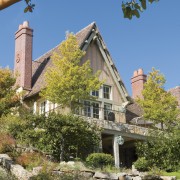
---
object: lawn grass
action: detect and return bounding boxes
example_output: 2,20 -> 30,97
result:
162,170 -> 180,180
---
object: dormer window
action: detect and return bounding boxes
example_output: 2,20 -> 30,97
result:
103,85 -> 111,99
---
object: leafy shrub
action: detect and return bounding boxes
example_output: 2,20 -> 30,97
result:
0,133 -> 16,153
29,172 -> 52,180
86,153 -> 114,169
11,113 -> 101,162
30,171 -> 86,180
15,152 -> 45,170
135,129 -> 180,172
133,157 -> 149,172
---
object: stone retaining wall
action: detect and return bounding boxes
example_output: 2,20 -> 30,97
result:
0,154 -> 177,180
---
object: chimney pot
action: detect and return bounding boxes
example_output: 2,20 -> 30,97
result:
18,24 -> 23,30
133,70 -> 138,77
23,21 -> 29,28
138,68 -> 143,75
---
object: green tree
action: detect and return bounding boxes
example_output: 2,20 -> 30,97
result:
135,128 -> 180,171
41,33 -> 103,111
137,68 -> 180,129
122,0 -> 159,19
10,112 -> 101,162
134,68 -> 180,172
0,67 -> 19,117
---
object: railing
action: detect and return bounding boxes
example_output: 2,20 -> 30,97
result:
82,117 -> 149,136
43,105 -> 149,136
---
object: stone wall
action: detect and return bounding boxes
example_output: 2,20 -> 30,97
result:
0,154 -> 177,180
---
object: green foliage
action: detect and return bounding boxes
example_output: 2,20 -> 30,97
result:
41,33 -> 103,111
133,157 -> 149,172
29,172 -> 53,180
30,172 -> 87,180
10,112 -> 101,162
0,67 -> 19,117
137,68 -> 180,129
135,129 -> 180,172
135,68 -> 180,172
0,114 -> 23,134
122,0 -> 159,19
163,170 -> 180,179
24,0 -> 35,13
86,153 -> 114,169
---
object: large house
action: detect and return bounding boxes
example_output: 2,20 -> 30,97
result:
14,21 -> 148,168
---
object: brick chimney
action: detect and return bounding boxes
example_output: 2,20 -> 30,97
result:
131,68 -> 147,99
14,21 -> 33,90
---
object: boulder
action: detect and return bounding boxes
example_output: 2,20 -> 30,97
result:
142,175 -> 162,180
125,175 -> 133,180
32,166 -> 42,176
160,176 -> 176,180
118,173 -> 126,180
0,154 -> 13,170
10,164 -> 32,180
132,176 -> 142,180
67,161 -> 75,166
94,172 -> 119,180
80,171 -> 94,179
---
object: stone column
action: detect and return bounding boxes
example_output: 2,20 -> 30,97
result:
113,135 -> 120,168
45,100 -> 50,113
100,101 -> 104,120
33,101 -> 37,114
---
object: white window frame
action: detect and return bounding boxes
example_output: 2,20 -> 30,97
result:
103,85 -> 112,100
104,103 -> 112,120
83,101 -> 100,119
91,90 -> 99,97
40,101 -> 46,114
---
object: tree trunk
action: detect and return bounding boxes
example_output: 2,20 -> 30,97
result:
60,137 -> 64,162
0,0 -> 21,10
161,122 -> 164,130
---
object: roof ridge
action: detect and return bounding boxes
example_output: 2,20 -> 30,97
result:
33,22 -> 96,63
75,22 -> 96,35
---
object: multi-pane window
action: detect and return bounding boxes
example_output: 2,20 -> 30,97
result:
104,104 -> 112,120
83,101 -> 100,119
40,101 -> 46,114
103,85 -> 111,99
83,101 -> 91,117
92,90 -> 99,97
93,103 -> 99,119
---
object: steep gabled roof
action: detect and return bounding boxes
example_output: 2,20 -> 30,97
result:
27,22 -> 95,97
26,22 -> 130,103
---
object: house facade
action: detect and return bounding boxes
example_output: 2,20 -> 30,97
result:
14,21 -> 148,168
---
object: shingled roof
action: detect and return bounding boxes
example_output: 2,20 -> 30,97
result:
26,22 -> 96,97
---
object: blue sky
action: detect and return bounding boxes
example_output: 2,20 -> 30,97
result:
0,0 -> 179,95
